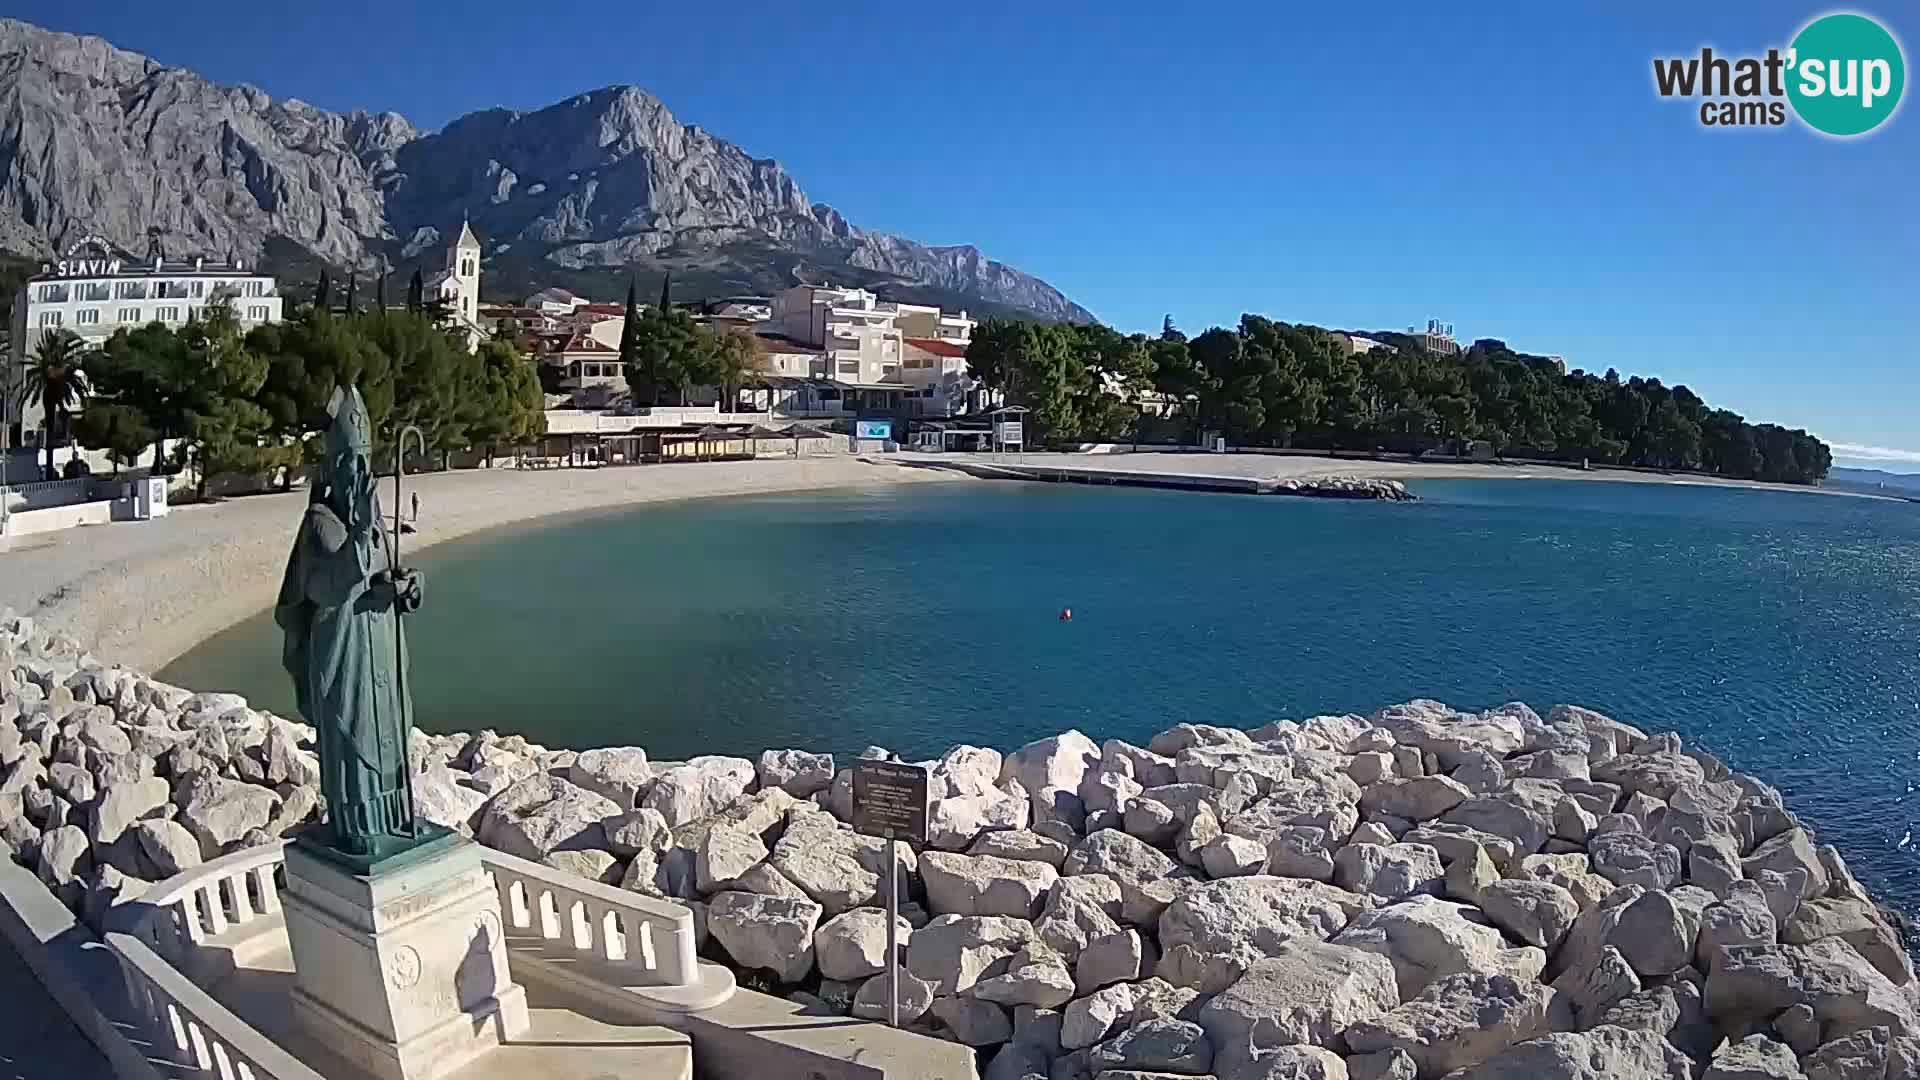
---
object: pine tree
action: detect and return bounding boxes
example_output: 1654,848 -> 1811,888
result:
407,270 -> 424,313
344,273 -> 357,314
315,269 -> 332,312
375,272 -> 387,312
658,272 -> 671,312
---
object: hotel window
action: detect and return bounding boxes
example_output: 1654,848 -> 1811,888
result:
39,311 -> 62,327
119,307 -> 141,323
247,305 -> 269,321
76,309 -> 101,326
158,306 -> 181,322
191,280 -> 205,298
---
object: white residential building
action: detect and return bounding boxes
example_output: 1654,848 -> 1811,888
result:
526,287 -> 587,316
5,239 -> 283,448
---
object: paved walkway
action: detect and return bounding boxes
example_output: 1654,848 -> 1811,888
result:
0,936 -> 109,1080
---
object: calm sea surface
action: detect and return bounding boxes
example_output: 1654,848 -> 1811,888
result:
163,479 -> 1920,916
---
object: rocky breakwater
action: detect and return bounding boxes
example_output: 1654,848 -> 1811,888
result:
4,607 -> 1919,1079
1273,476 -> 1415,501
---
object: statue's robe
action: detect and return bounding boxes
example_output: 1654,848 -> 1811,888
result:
274,493 -> 411,852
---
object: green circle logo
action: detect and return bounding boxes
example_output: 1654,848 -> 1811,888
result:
1787,13 -> 1906,136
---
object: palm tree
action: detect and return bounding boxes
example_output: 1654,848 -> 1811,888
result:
16,329 -> 91,478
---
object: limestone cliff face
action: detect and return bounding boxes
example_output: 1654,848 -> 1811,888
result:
0,19 -> 1092,321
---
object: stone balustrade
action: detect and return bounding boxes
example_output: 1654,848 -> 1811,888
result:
107,931 -> 325,1080
482,848 -> 701,988
133,840 -> 288,970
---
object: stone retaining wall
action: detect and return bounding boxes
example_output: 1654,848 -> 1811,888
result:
3,607 -> 1917,1080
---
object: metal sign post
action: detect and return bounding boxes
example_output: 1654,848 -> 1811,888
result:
850,760 -> 929,1029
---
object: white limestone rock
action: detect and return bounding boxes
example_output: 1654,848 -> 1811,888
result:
1156,876 -> 1368,993
1702,1034 -> 1806,1080
1266,826 -> 1336,882
932,994 -> 1012,1047
1333,842 -> 1444,903
922,850 -> 1059,919
1442,842 -> 1499,904
1200,833 -> 1268,879
756,749 -> 834,797
1741,829 -> 1829,904
1781,898 -> 1912,986
1697,880 -> 1780,973
706,890 -> 822,982
695,824 -> 770,895
37,823 -> 91,886
640,755 -> 755,826
767,812 -> 881,916
1477,879 -> 1580,950
814,907 -> 912,981
1061,982 -> 1133,1050
1063,829 -> 1189,927
132,818 -> 201,877
1101,739 -> 1177,788
851,965 -> 937,1024
1087,1017 -> 1214,1076
1344,971 -> 1563,1079
566,746 -> 654,808
1002,730 -> 1101,803
1074,928 -> 1147,995
1589,831 -> 1682,892
174,774 -> 280,860
88,776 -> 169,847
1034,874 -> 1125,962
412,763 -> 489,835
1400,823 -> 1516,870
541,849 -> 620,884
928,780 -> 1031,851
973,945 -> 1077,1009
1361,776 -> 1470,822
476,774 -> 620,861
1441,1024 -> 1692,1079
1197,939 -> 1399,1057
971,828 -> 1071,869
1611,888 -> 1707,978
1330,895 -> 1547,1001
906,913 -> 1037,996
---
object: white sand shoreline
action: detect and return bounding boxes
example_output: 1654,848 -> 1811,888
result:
0,456 -> 975,674
0,450 -> 1890,676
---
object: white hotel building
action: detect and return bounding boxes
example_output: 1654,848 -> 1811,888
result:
5,243 -> 283,448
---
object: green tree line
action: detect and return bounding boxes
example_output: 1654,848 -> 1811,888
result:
13,291 -> 544,490
967,316 -> 1832,485
617,278 -> 762,410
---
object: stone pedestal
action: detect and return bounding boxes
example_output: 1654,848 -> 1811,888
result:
283,831 -> 529,1080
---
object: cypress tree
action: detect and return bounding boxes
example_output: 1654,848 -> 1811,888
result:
375,271 -> 387,312
619,277 -> 648,408
407,269 -> 424,313
344,273 -> 357,314
315,269 -> 332,311
658,272 -> 671,312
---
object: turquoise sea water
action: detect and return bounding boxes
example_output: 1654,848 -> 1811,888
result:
163,479 -> 1920,917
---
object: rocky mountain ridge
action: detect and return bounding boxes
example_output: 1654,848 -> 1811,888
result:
0,18 -> 1092,321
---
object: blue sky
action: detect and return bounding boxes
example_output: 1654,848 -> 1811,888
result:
12,2 -> 1917,469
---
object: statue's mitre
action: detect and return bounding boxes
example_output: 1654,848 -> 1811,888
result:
325,385 -> 374,455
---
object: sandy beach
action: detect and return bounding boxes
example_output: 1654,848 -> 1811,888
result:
0,456 -> 972,673
0,449 -> 1878,674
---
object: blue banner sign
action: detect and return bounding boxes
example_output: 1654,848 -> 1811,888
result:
856,419 -> 893,440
